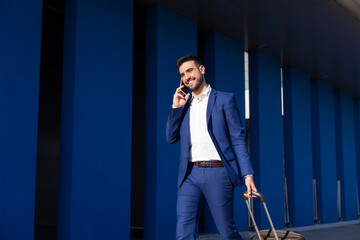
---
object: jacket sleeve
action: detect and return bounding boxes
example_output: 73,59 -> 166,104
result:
166,106 -> 184,144
224,94 -> 254,176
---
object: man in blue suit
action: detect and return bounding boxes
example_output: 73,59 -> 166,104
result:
166,55 -> 257,240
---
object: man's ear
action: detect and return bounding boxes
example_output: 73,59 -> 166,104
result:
199,65 -> 205,74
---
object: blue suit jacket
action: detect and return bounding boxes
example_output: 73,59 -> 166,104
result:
166,89 -> 254,188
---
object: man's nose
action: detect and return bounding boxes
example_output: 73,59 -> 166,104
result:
184,73 -> 191,81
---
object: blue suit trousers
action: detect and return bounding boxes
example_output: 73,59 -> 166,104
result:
176,164 -> 242,240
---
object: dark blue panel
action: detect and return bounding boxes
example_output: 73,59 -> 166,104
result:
57,1 -> 76,238
0,1 -> 42,239
336,91 -> 358,220
144,5 -> 197,240
58,0 -> 133,239
283,67 -> 313,227
203,31 -> 248,232
334,90 -> 343,191
355,99 -> 360,210
248,51 -> 285,229
310,80 -> 338,224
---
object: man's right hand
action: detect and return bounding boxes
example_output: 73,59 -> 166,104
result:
173,86 -> 190,108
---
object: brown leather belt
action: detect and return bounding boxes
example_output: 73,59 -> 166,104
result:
191,160 -> 224,168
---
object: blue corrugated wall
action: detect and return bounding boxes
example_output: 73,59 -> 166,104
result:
0,1 -> 43,239
57,0 -> 134,239
1,2 -> 360,239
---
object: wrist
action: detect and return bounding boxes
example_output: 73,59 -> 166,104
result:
244,174 -> 253,179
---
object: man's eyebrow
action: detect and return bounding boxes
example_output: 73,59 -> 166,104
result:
180,68 -> 193,76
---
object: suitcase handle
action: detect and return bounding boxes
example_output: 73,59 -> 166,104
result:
243,191 -> 279,240
242,191 -> 265,203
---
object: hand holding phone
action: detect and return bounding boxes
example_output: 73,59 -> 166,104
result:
173,79 -> 190,108
179,78 -> 188,97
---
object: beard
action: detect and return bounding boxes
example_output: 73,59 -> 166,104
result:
188,74 -> 204,92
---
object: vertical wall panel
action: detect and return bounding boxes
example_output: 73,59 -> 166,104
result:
58,0 -> 133,239
334,90 -> 358,220
283,67 -> 313,227
203,31 -> 248,233
355,98 -> 360,212
0,1 -> 42,239
311,80 -> 338,223
144,5 -> 197,240
248,51 -> 285,229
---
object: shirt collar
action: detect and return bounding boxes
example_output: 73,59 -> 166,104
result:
192,85 -> 212,102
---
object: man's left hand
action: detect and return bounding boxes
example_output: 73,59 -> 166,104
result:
244,175 -> 258,198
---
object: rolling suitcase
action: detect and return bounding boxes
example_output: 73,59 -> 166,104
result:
243,191 -> 305,240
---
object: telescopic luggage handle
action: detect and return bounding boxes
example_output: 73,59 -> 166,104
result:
243,191 -> 279,240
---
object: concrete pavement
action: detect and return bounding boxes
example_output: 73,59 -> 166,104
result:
198,219 -> 360,240
288,220 -> 360,240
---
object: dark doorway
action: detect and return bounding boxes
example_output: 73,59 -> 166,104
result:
34,1 -> 65,239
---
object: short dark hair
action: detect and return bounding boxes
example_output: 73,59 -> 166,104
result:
176,55 -> 203,69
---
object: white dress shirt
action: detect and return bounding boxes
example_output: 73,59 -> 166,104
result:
189,85 -> 221,162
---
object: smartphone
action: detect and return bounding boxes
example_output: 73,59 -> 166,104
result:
179,78 -> 188,97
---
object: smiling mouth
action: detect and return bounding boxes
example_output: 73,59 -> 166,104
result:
187,78 -> 195,86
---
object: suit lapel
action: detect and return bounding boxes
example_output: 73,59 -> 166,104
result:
206,89 -> 217,125
183,98 -> 191,136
